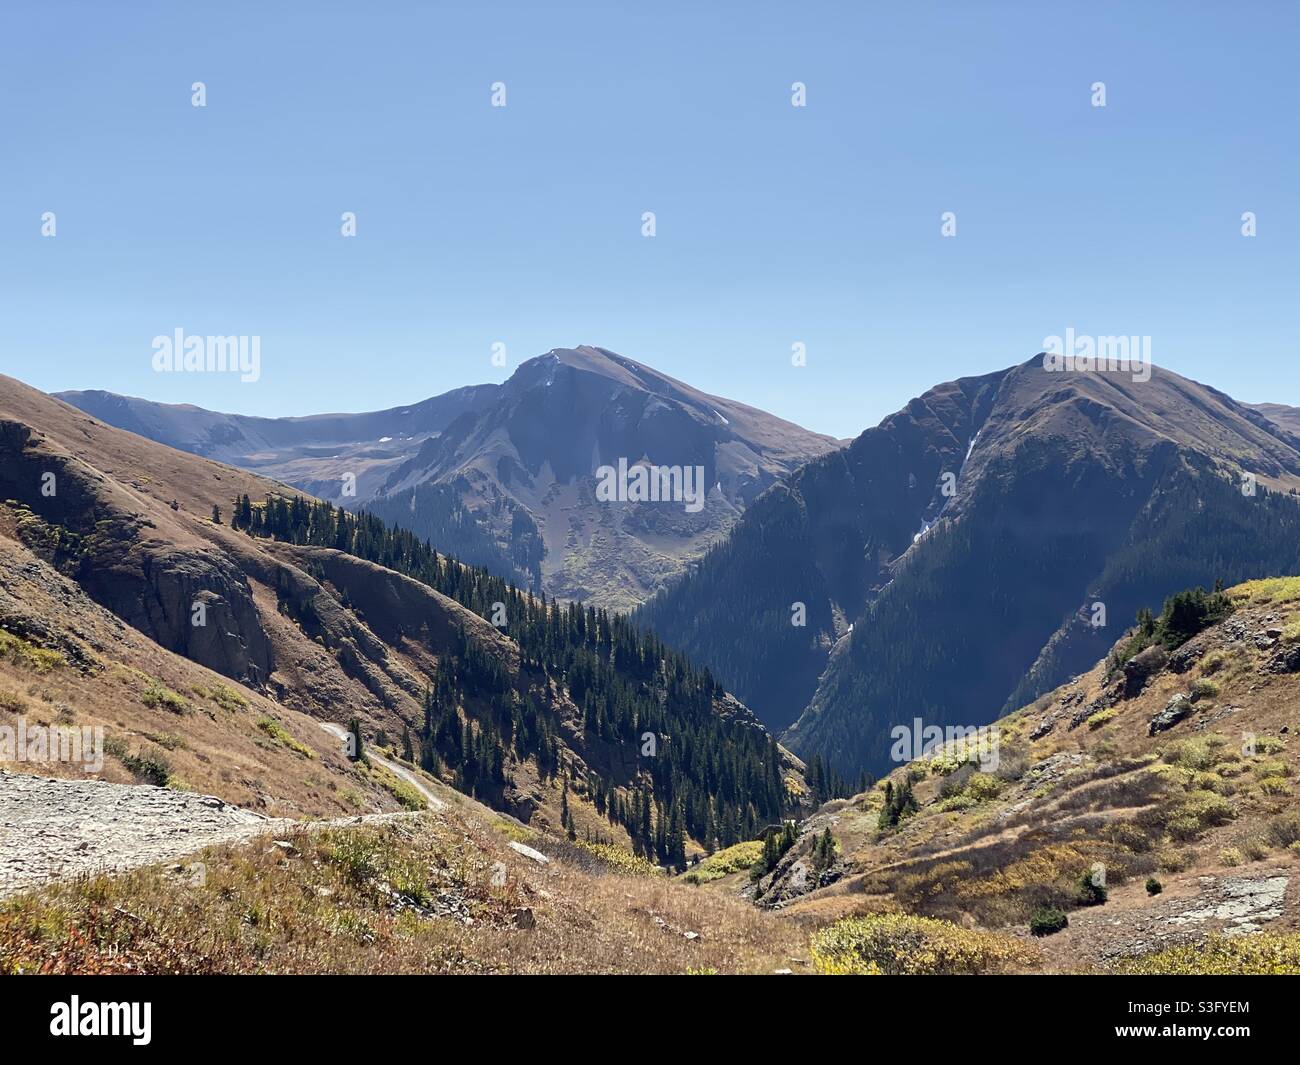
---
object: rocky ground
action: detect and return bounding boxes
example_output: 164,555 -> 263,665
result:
0,769 -> 420,900
0,770 -> 296,898
1032,865 -> 1296,971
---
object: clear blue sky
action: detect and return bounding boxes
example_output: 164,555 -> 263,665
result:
1,0 -> 1296,439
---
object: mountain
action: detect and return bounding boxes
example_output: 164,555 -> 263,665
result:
58,347 -> 840,611
1251,402 -> 1300,437
1,373 -> 802,862
55,383 -> 500,530
638,356 -> 1300,776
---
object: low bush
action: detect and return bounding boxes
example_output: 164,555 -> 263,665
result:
1115,932 -> 1300,975
811,913 -> 1036,974
683,841 -> 764,885
1029,907 -> 1069,937
141,683 -> 189,715
1076,869 -> 1108,906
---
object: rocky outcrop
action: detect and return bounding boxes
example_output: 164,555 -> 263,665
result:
97,547 -> 273,687
1124,645 -> 1168,695
1149,692 -> 1194,735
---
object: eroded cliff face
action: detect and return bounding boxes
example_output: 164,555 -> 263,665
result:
0,419 -> 273,688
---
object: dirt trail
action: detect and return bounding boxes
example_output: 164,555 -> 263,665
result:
317,721 -> 446,810
0,769 -> 417,899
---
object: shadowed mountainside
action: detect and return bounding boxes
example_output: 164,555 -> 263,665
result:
639,356 -> 1300,776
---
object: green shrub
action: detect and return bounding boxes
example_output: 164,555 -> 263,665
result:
1030,907 -> 1069,937
1145,877 -> 1163,896
1076,869 -> 1108,906
141,683 -> 189,714
1111,586 -> 1234,668
118,747 -> 171,786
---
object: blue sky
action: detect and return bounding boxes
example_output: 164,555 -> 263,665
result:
1,0 -> 1296,439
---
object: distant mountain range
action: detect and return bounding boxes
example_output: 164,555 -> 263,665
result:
61,346 -> 839,611
638,355 -> 1300,774
56,351 -> 1300,778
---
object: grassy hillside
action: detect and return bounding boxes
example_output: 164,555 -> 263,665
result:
690,576 -> 1300,973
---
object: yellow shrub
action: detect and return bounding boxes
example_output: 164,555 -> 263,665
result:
1115,932 -> 1300,975
0,630 -> 66,673
1253,759 -> 1290,779
810,913 -> 1036,975
1230,577 -> 1300,605
955,842 -> 1095,900
683,840 -> 764,884
576,839 -> 661,877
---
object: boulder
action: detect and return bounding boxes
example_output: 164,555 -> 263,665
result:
1124,644 -> 1168,695
1149,692 -> 1194,735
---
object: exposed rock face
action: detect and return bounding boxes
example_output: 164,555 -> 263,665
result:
1123,645 -> 1168,696
1099,874 -> 1291,959
1263,642 -> 1300,674
1149,692 -> 1194,735
90,547 -> 274,687
0,427 -> 273,687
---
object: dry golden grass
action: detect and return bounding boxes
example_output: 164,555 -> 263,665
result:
0,814 -> 805,975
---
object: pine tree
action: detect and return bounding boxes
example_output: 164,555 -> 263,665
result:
561,783 -> 574,839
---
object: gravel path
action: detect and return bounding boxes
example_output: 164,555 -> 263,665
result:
317,721 -> 446,810
0,769 -> 299,899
